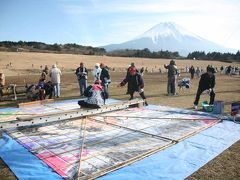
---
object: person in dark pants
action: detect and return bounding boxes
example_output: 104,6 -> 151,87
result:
119,67 -> 148,106
189,65 -> 195,79
126,63 -> 137,94
100,63 -> 110,99
38,74 -> 46,100
75,62 -> 88,96
44,81 -> 54,99
164,60 -> 178,95
193,67 -> 216,109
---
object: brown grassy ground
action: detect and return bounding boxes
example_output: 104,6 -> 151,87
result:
0,52 -> 239,179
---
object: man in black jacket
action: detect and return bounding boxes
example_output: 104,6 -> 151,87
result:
193,67 -> 215,109
75,62 -> 88,96
119,67 -> 148,106
100,63 -> 110,99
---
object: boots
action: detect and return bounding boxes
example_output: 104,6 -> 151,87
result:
144,100 -> 148,106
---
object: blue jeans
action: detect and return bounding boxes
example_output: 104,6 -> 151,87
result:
78,78 -> 87,96
53,83 -> 60,97
103,84 -> 109,99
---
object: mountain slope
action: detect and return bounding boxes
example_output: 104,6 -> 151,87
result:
103,22 -> 233,56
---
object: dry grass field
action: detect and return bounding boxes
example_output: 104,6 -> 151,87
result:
0,51 -> 238,76
0,52 -> 239,179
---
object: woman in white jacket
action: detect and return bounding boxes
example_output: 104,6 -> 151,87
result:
92,63 -> 102,82
49,64 -> 62,98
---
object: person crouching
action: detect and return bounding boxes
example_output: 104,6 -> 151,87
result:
119,67 -> 148,106
193,67 -> 216,109
78,80 -> 106,108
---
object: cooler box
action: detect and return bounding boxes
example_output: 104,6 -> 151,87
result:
213,101 -> 224,114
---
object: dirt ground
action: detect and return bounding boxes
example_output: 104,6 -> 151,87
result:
0,52 -> 239,179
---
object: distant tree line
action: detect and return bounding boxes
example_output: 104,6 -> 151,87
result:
0,41 -> 106,55
0,41 -> 239,62
107,48 -> 180,59
187,51 -> 240,62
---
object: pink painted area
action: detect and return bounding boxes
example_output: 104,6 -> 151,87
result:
43,159 -> 67,177
81,149 -> 90,157
60,155 -> 78,163
130,108 -> 144,111
105,117 -> 118,124
45,156 -> 68,169
37,150 -> 72,178
191,116 -> 203,120
73,149 -> 91,158
188,116 -> 215,121
36,150 -> 55,159
203,119 -> 218,124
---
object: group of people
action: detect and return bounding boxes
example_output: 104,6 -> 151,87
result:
77,62 -> 149,108
188,66 -> 202,79
220,65 -> 239,75
76,62 -> 111,108
27,64 -> 62,100
0,58 -> 227,111
27,59 -> 217,110
164,60 -> 216,109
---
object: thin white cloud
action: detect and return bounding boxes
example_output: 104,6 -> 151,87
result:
62,0 -> 240,15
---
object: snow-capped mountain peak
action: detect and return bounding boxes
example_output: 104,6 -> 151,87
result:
136,22 -> 203,43
102,21 -> 234,56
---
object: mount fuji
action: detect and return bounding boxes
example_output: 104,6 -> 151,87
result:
102,22 -> 233,56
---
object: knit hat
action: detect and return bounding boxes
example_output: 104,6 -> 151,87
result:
95,79 -> 102,84
129,67 -> 136,74
170,59 -> 175,65
95,63 -> 100,67
207,67 -> 215,73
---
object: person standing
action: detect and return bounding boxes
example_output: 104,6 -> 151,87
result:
189,65 -> 195,79
193,67 -> 216,109
119,67 -> 148,106
196,67 -> 201,78
164,59 -> 178,95
100,63 -> 110,99
92,63 -> 102,82
0,72 -> 5,87
75,62 -> 88,96
126,63 -> 137,94
140,67 -> 144,76
49,64 -> 62,98
43,65 -> 49,75
0,72 -> 6,99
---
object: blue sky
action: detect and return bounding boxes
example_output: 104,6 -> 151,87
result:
0,0 -> 239,49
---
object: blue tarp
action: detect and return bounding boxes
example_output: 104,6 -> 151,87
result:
0,133 -> 62,180
99,106 -> 240,179
0,102 -> 239,180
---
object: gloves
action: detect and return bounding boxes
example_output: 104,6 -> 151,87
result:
208,88 -> 212,94
138,88 -> 144,93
